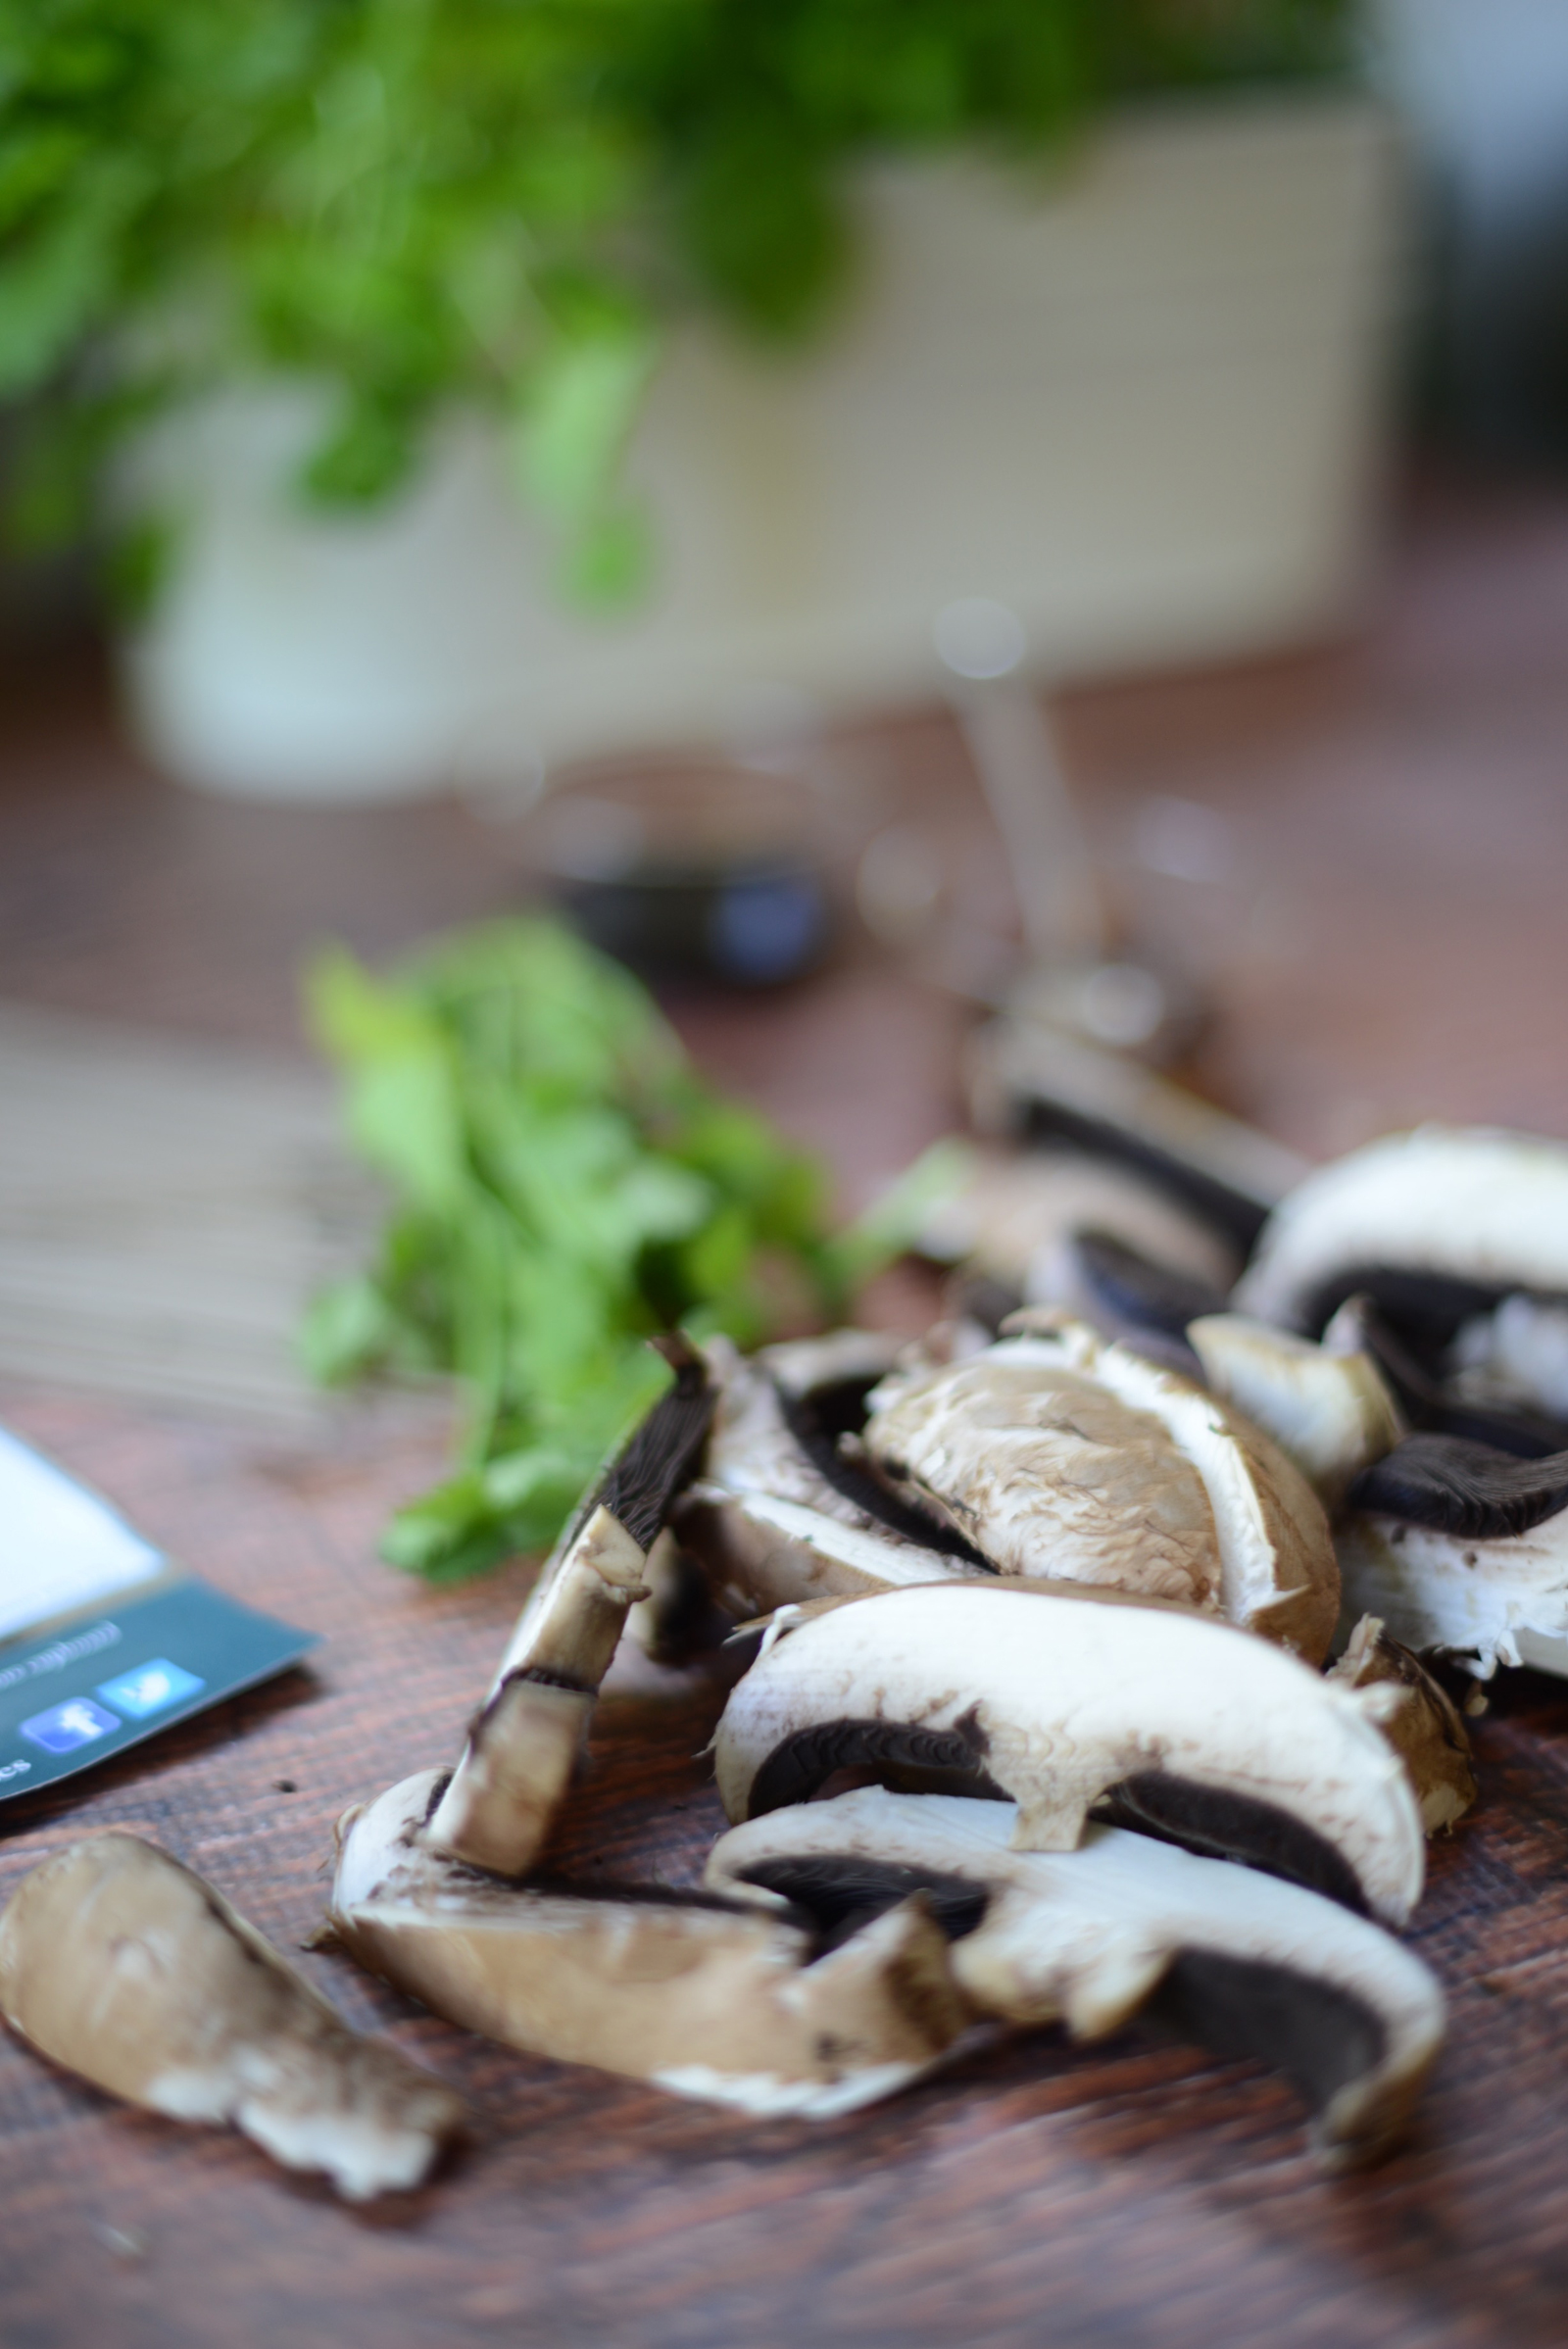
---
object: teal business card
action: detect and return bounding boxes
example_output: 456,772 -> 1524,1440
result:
0,1426 -> 318,1804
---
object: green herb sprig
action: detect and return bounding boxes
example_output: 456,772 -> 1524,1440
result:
304,916 -> 965,1582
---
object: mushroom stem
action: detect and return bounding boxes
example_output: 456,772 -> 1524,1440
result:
0,1835 -> 464,2199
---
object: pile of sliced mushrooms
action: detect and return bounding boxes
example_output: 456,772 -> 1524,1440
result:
19,1109 -> 1568,2195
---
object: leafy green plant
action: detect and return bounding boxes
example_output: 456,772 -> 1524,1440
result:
0,0 -> 1354,593
304,916 -> 964,1581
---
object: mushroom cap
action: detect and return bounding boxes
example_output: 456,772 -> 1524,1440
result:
711,1581 -> 1424,1924
0,1834 -> 464,2199
333,1772 -> 969,2118
860,1318 -> 1339,1659
1235,1128 -> 1568,1335
706,1787 -> 1444,2169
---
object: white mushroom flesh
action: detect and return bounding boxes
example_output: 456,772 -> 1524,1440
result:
711,1580 -> 1424,1924
425,1500 -> 646,1875
0,1835 -> 464,2199
428,1337 -> 713,1876
1448,1295 -> 1568,1421
333,1772 -> 968,2118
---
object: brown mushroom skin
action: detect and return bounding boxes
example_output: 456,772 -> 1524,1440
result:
0,1835 -> 464,2199
1328,1614 -> 1477,1834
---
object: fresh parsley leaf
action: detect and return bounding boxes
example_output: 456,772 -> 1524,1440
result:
304,914 -> 967,1582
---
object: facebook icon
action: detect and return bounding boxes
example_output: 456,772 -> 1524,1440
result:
21,1695 -> 121,1754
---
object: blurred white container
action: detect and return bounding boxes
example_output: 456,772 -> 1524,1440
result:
125,97 -> 1402,804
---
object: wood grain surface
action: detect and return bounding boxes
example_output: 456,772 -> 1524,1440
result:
6,479 -> 1568,2348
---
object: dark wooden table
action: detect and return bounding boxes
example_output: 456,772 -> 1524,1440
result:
7,479 -> 1568,2349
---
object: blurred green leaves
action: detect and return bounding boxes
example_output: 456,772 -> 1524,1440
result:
304,917 -> 964,1582
0,0 -> 1355,589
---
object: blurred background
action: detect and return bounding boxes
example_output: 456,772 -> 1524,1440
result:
4,0 -> 1568,1430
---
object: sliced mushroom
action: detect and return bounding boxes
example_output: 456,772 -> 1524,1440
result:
675,1332 -> 985,1619
858,1315 -> 1339,1657
426,1337 -> 713,1876
916,1145 -> 1242,1309
706,1787 -> 1444,2168
332,1771 -> 969,2118
620,1529 -> 729,1669
966,1019 -> 1306,1254
1234,1129 -> 1568,1374
1327,1614 -> 1476,1833
711,1581 -> 1424,1923
1029,1229 -> 1224,1376
1338,1431 -> 1568,1676
0,1834 -> 464,2199
1188,1312 -> 1404,1509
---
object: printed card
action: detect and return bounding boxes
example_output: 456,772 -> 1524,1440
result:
0,1427 -> 318,1804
